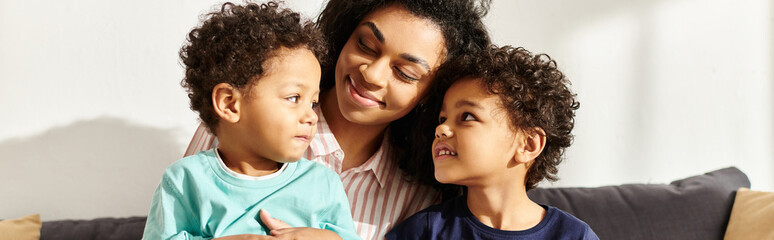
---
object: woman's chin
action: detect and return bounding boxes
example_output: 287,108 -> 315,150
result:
337,102 -> 394,126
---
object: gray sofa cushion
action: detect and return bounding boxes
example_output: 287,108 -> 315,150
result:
527,167 -> 750,240
41,216 -> 145,240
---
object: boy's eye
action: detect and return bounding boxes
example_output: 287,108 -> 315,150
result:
287,95 -> 299,103
311,101 -> 319,109
461,113 -> 476,121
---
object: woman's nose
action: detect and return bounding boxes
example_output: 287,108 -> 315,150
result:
359,59 -> 389,89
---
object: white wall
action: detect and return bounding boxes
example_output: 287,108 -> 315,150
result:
0,0 -> 327,221
485,0 -> 774,191
0,0 -> 771,221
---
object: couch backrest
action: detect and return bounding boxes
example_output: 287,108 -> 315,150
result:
41,167 -> 749,240
41,216 -> 145,240
528,167 -> 750,240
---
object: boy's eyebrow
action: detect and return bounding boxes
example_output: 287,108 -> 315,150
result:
281,81 -> 312,90
455,99 -> 484,110
361,22 -> 384,43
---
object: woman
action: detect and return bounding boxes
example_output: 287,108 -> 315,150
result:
186,0 -> 491,239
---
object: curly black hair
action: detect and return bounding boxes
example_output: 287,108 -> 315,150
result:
316,0 -> 492,189
181,1 -> 326,135
421,45 -> 580,191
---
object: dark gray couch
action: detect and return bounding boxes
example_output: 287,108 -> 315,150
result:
41,167 -> 748,240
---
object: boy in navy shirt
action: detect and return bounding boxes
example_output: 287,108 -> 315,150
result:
387,46 -> 598,240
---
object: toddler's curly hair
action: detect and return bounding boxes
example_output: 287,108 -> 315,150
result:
428,46 -> 579,190
180,1 -> 326,135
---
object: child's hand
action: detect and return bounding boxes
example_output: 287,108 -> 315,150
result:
212,234 -> 279,240
270,228 -> 342,240
259,209 -> 291,230
260,209 -> 342,240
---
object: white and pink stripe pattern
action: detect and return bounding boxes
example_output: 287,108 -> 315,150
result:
183,124 -> 216,157
183,109 -> 440,240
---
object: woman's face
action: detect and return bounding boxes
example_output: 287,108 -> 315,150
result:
333,4 -> 446,126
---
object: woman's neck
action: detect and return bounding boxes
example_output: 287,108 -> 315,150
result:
466,182 -> 545,231
320,89 -> 388,171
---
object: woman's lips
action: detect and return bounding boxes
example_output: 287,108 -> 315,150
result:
347,76 -> 382,108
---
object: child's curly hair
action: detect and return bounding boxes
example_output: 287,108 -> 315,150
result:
427,45 -> 579,191
180,1 -> 326,135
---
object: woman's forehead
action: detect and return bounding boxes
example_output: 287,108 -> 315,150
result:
358,4 -> 447,68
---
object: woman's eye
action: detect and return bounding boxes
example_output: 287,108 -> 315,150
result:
462,113 -> 476,121
287,96 -> 299,103
358,38 -> 375,54
438,116 -> 447,124
311,101 -> 319,109
394,67 -> 418,81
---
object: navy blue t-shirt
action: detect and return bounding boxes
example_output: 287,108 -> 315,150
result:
386,195 -> 599,240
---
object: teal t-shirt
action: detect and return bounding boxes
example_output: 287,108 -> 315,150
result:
142,149 -> 359,240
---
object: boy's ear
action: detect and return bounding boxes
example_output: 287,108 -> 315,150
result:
514,127 -> 546,164
212,83 -> 242,123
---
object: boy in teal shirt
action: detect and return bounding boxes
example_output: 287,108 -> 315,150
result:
142,2 -> 357,239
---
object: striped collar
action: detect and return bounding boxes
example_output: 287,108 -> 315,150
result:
349,138 -> 392,188
307,107 -> 393,187
307,107 -> 340,157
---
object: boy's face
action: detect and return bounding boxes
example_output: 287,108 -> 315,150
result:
236,47 -> 321,163
432,77 -> 525,186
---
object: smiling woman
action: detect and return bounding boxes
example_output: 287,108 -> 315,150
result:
183,0 -> 491,239
329,4 -> 446,127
